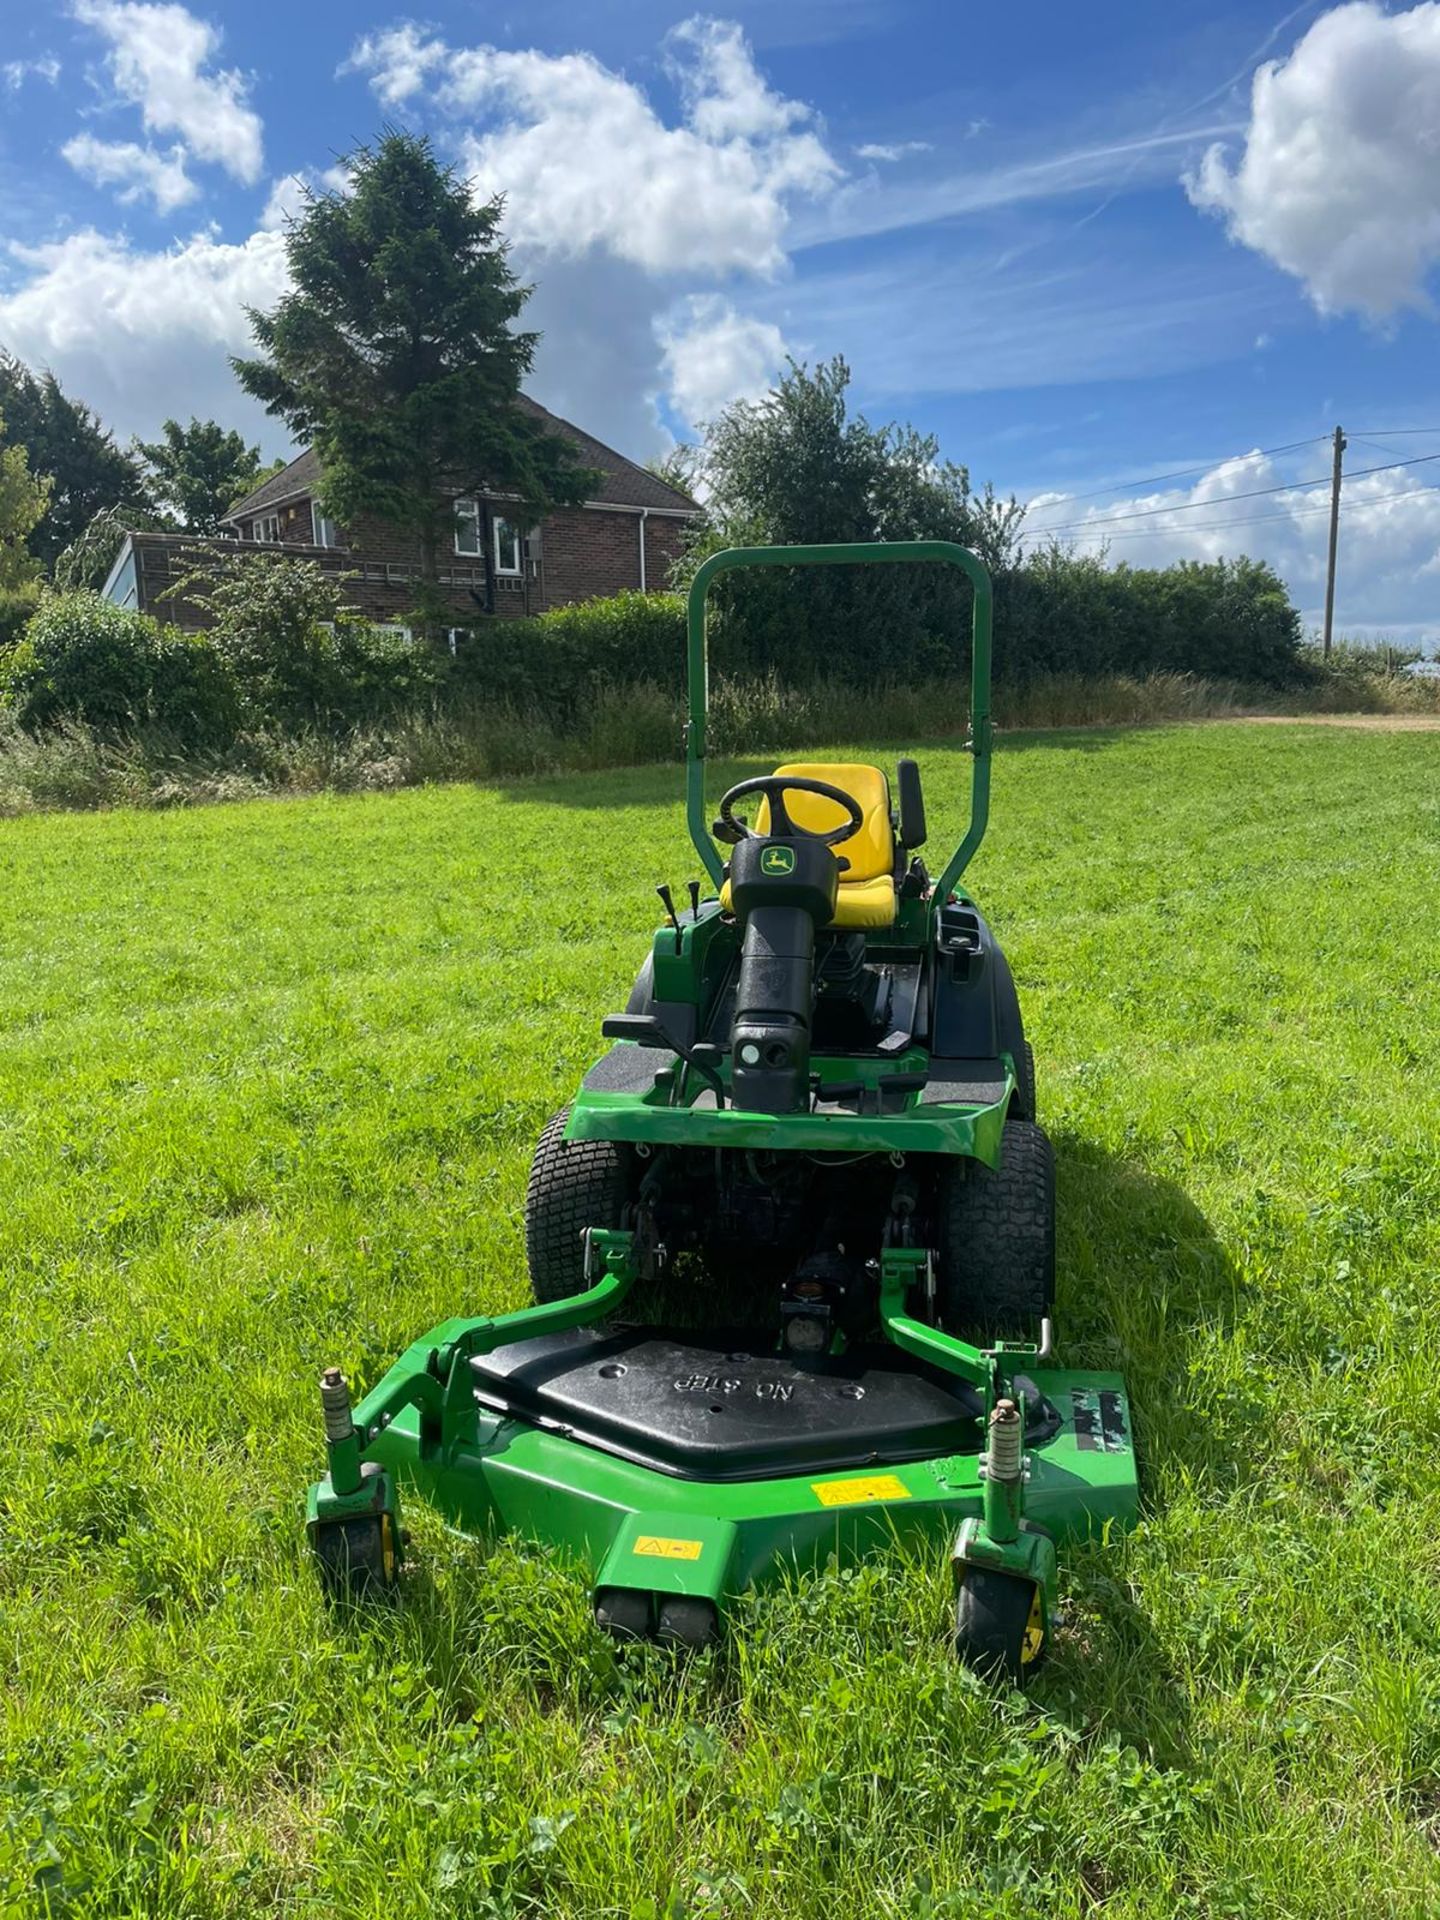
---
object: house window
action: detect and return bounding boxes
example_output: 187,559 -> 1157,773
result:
493,516 -> 522,576
255,512 -> 281,543
453,500 -> 524,574
311,501 -> 339,547
454,498 -> 481,556
371,623 -> 412,643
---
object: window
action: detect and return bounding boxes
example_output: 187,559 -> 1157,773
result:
454,498 -> 481,556
493,516 -> 522,575
311,501 -> 339,547
255,512 -> 280,543
453,500 -> 524,573
371,623 -> 412,643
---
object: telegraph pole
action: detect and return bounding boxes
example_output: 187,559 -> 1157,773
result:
1321,424 -> 1346,658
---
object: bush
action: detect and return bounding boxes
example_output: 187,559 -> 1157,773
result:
0,591 -> 241,747
451,591 -> 688,718
0,582 -> 40,653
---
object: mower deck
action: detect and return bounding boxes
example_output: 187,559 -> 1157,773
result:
361,1334 -> 1136,1622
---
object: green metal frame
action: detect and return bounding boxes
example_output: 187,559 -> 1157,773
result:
684,540 -> 994,902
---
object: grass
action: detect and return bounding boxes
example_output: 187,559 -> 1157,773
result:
2,722 -> 1439,1917
2,658 -> 1438,816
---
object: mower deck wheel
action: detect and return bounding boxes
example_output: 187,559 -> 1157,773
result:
312,1514 -> 400,1603
655,1597 -> 720,1650
954,1568 -> 1046,1685
594,1588 -> 651,1642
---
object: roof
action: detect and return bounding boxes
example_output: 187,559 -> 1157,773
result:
225,446 -> 321,522
222,397 -> 697,524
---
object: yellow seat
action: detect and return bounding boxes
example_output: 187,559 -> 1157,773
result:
720,761 -> 898,930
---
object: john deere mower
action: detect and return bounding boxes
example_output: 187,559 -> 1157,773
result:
306,540 -> 1137,1683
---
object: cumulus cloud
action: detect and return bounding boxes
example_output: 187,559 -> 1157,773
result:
346,16 -> 840,275
1187,1 -> 1440,318
0,225 -> 289,442
341,17 -> 832,438
1024,448 -> 1440,635
61,133 -> 196,213
657,294 -> 787,428
73,0 -> 264,185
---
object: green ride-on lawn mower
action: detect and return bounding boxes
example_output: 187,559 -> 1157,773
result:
306,540 -> 1138,1683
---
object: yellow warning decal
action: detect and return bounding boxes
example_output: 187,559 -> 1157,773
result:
633,1534 -> 704,1560
812,1473 -> 911,1508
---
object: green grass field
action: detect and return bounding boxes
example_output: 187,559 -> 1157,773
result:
3,722 -> 1439,1918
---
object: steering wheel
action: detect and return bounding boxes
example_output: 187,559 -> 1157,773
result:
716,774 -> 864,847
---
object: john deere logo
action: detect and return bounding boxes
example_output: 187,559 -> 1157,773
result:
761,845 -> 796,875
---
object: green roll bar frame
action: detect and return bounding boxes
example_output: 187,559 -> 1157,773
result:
684,540 -> 994,899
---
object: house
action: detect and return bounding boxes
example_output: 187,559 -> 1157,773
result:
102,395 -> 699,636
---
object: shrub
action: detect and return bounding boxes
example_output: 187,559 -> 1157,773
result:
0,591 -> 241,747
451,591 -> 688,718
0,582 -> 40,654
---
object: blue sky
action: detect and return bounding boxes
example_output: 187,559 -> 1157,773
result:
3,0 -> 1440,636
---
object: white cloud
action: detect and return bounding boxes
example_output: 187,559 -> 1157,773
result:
342,17 -> 835,438
1187,1 -> 1440,318
855,140 -> 933,162
0,225 -> 289,443
657,294 -> 787,428
62,133 -> 196,213
346,17 -> 840,276
2,56 -> 61,89
1023,448 -> 1440,637
73,0 -> 263,185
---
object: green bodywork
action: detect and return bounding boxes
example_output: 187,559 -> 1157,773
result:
304,540 -> 1140,1645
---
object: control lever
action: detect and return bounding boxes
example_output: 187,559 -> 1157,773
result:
656,883 -> 682,954
687,879 -> 701,922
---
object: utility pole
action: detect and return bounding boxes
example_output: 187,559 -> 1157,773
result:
1322,424 -> 1346,658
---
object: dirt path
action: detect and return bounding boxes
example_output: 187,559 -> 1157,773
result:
1234,712 -> 1440,731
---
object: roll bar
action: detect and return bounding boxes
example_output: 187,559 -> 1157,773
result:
684,540 -> 994,903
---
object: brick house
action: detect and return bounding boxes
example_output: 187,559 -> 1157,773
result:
102,395 -> 699,636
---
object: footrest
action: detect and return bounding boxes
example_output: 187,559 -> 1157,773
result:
470,1327 -> 987,1482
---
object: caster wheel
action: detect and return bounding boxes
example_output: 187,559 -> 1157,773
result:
312,1513 -> 400,1601
595,1588 -> 651,1641
954,1569 -> 1046,1685
655,1597 -> 719,1650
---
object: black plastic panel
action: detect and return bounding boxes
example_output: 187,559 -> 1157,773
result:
582,1044 -> 673,1093
470,1328 -> 985,1481
920,1059 -> 1008,1107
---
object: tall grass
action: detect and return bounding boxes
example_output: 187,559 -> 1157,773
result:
1,664 -> 1437,815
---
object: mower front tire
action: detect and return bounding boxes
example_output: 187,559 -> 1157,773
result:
954,1568 -> 1046,1684
936,1118 -> 1054,1341
525,1107 -> 635,1303
312,1514 -> 400,1603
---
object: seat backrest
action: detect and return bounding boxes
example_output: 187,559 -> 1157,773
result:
756,762 -> 894,882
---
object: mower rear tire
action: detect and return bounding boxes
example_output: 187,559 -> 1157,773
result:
526,1107 -> 635,1304
954,1568 -> 1046,1684
656,1597 -> 720,1650
312,1514 -> 400,1603
936,1119 -> 1054,1340
595,1588 -> 651,1641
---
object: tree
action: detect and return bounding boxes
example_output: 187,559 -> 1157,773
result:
698,356 -> 1024,569
233,131 -> 596,636
135,417 -> 271,532
53,502 -> 168,593
0,353 -> 148,567
0,407 -> 49,592
685,357 -> 1026,684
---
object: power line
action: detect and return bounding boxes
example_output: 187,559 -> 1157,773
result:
1030,449 -> 1440,536
1034,479 -> 1440,545
1024,435 -> 1327,515
1349,425 -> 1440,436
